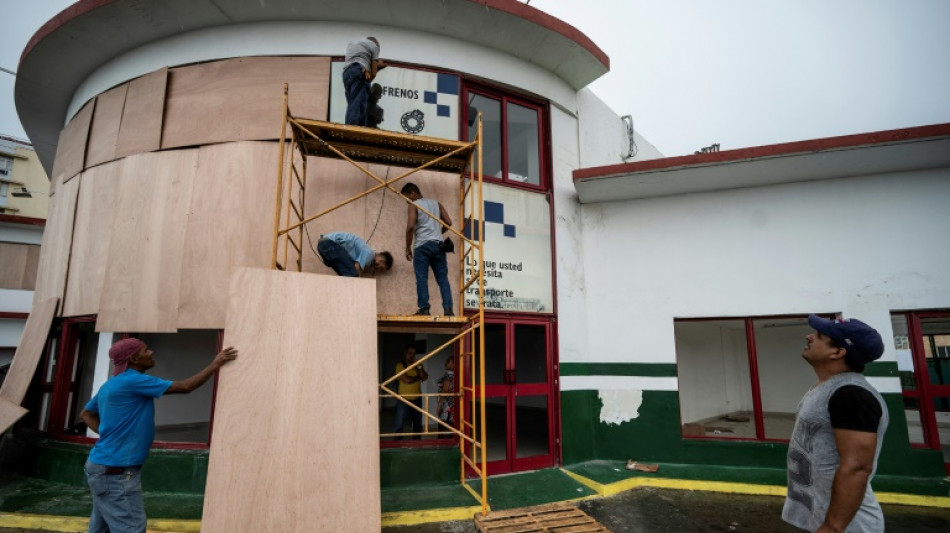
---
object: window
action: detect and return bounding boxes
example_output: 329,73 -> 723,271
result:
0,156 -> 12,176
37,322 -> 222,446
675,316 -> 817,441
463,87 -> 547,190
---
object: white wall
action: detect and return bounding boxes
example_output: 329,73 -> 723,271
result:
69,21 -> 578,124
138,330 -> 219,426
578,168 -> 950,384
576,88 -> 664,168
675,321 -> 752,423
0,223 -> 43,245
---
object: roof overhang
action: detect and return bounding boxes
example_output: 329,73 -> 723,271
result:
17,0 -> 609,174
573,124 -> 950,203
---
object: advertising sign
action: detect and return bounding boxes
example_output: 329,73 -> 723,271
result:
463,183 -> 553,313
329,63 -> 460,140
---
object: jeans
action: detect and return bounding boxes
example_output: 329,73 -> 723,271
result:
392,397 -> 423,439
85,461 -> 146,533
413,240 -> 453,310
343,63 -> 369,126
317,239 -> 359,277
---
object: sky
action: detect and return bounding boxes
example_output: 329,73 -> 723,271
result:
2,0 -> 949,157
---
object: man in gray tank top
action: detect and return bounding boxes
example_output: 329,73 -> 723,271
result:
783,314 -> 889,532
401,183 -> 454,316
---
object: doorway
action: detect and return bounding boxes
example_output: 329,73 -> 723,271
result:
894,311 -> 950,474
467,317 -> 556,475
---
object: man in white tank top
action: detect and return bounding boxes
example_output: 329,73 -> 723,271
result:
783,314 -> 888,533
400,183 -> 453,316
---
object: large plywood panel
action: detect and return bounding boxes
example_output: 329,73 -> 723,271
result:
302,160 -> 461,315
0,298 -> 57,405
85,83 -> 129,168
63,162 -> 121,317
96,151 -> 197,332
162,57 -> 330,149
203,268 -> 379,533
33,175 -> 80,308
177,142 -> 279,328
0,397 -> 29,435
50,100 -> 94,184
116,68 -> 167,158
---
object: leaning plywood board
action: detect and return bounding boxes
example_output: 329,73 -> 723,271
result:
177,142 -> 278,328
33,175 -> 80,309
0,298 -> 58,405
96,150 -> 197,333
116,68 -> 167,158
0,397 -> 29,435
161,57 -> 329,149
202,268 -> 380,533
63,162 -> 121,317
0,243 -> 34,289
85,83 -> 129,168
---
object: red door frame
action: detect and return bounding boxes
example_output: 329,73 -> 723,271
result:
906,311 -> 950,473
47,316 -> 97,439
469,316 -> 556,475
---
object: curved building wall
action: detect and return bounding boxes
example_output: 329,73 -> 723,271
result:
41,55 -> 463,331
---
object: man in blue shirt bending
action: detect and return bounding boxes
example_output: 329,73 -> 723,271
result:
79,338 -> 238,533
317,231 -> 393,277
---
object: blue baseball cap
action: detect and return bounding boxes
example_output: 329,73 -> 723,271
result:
807,314 -> 884,368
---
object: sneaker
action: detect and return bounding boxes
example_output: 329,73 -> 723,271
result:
443,308 -> 454,317
414,307 -> 430,316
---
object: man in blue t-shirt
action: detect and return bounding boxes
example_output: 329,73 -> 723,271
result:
317,231 -> 393,277
79,338 -> 238,533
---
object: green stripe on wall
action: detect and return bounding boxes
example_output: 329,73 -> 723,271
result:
559,363 -> 677,377
863,361 -> 898,377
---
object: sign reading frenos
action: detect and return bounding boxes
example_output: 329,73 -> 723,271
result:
330,63 -> 461,140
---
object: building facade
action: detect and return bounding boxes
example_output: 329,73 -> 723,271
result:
5,0 -> 948,506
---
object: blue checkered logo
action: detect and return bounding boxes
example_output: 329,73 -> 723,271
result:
422,74 -> 459,118
463,201 -> 516,241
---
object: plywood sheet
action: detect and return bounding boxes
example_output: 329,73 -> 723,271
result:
96,150 -> 197,332
0,297 -> 58,405
62,162 -> 121,317
0,397 -> 29,435
177,142 -> 279,328
85,83 -> 129,168
0,243 -> 39,290
202,268 -> 379,533
33,175 -> 80,308
161,57 -> 330,149
302,160 -> 461,316
116,68 -> 167,159
50,100 -> 94,184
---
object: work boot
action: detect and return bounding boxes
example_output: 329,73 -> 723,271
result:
443,307 -> 454,316
414,306 -> 430,316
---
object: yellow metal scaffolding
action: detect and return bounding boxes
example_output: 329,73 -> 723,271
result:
270,84 -> 489,514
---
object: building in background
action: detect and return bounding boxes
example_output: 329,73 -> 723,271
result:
0,134 -> 48,387
3,0 -> 948,516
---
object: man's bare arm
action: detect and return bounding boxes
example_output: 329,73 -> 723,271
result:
405,203 -> 418,260
816,428 -> 878,533
80,409 -> 100,434
166,347 -> 238,394
437,202 -> 452,233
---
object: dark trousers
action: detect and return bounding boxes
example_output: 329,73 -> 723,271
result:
392,397 -> 423,439
343,63 -> 369,126
317,239 -> 359,277
413,240 -> 453,310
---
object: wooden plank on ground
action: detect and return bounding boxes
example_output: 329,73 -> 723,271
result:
33,175 -> 80,308
96,150 -> 197,333
0,297 -> 58,405
62,162 -> 121,317
116,68 -> 167,158
50,100 -> 94,184
0,397 -> 29,435
202,268 -> 379,533
474,503 -> 612,533
85,83 -> 129,168
177,142 -> 279,328
161,57 -> 329,149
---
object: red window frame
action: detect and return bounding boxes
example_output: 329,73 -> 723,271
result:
895,311 -> 950,455
675,314 -> 832,443
42,320 -> 223,450
461,84 -> 550,192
